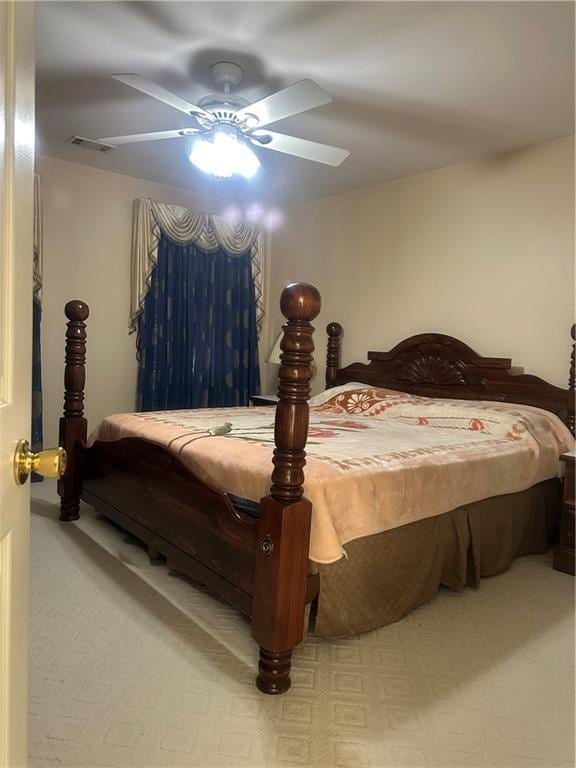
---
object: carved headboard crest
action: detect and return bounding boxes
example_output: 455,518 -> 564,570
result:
397,351 -> 468,388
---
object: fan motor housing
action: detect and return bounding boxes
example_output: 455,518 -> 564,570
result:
197,94 -> 250,121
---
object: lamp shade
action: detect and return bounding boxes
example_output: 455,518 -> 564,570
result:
267,331 -> 283,364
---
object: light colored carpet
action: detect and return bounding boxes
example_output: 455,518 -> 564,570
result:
29,481 -> 575,768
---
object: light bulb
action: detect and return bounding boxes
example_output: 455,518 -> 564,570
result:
189,128 -> 260,179
210,132 -> 239,178
189,138 -> 219,175
234,140 -> 260,179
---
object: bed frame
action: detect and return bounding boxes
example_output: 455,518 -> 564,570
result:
57,284 -> 575,694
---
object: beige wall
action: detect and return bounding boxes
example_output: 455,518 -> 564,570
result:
268,135 -> 575,395
38,155 -> 227,446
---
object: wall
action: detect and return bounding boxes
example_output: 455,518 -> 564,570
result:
267,136 -> 575,395
38,155 -> 236,446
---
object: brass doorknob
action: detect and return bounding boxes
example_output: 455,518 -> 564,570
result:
13,440 -> 67,485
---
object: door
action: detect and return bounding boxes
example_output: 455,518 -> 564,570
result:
0,2 -> 35,766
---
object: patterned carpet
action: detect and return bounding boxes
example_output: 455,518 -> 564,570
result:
29,482 -> 574,768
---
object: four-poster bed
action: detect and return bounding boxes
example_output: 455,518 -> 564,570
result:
57,284 -> 575,693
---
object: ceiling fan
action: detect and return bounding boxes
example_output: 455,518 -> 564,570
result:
70,62 -> 350,179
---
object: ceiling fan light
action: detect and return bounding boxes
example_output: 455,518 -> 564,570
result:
189,133 -> 232,178
234,140 -> 260,179
209,131 -> 238,178
189,137 -> 220,176
189,128 -> 259,180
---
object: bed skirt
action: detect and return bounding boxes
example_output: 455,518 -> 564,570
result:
312,479 -> 561,639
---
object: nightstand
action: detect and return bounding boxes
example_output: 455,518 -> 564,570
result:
249,394 -> 279,407
553,452 -> 575,575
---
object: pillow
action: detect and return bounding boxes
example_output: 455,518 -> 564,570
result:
310,382 -> 417,415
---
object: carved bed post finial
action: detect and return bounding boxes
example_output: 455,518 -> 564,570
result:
270,283 -> 322,501
63,301 -> 89,418
252,282 -> 321,695
568,323 -> 575,436
325,322 -> 343,389
58,300 -> 89,521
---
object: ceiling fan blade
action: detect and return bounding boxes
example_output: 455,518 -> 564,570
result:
252,130 -> 350,166
236,79 -> 332,128
111,74 -> 213,121
98,128 -> 200,145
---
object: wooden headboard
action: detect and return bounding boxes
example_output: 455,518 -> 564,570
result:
325,322 -> 575,434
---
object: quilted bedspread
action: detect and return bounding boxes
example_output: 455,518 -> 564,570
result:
89,384 -> 572,563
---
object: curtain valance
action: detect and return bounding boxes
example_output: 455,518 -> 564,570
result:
130,197 -> 265,335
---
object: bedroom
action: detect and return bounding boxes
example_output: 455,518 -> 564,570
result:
0,1 -> 574,766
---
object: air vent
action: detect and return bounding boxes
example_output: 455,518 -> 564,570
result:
66,136 -> 116,153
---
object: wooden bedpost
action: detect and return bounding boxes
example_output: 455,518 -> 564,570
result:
58,300 -> 89,521
568,323 -> 575,436
325,322 -> 343,389
252,282 -> 321,694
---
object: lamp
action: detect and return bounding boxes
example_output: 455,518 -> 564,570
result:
267,332 -> 283,365
189,126 -> 260,179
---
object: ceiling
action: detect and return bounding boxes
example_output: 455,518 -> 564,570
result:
36,1 -> 574,208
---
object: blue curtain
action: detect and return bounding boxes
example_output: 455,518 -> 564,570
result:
137,234 -> 260,410
31,297 -> 43,482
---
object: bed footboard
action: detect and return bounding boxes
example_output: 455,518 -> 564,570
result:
57,283 -> 321,696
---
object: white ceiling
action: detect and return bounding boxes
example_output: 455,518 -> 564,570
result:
36,1 -> 574,208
